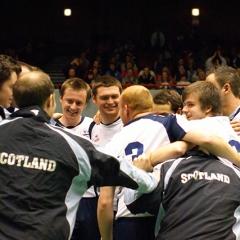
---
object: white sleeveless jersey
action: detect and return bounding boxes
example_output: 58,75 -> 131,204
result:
83,117 -> 123,198
105,113 -> 193,219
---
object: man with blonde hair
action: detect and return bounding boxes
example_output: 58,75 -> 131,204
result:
125,81 -> 240,239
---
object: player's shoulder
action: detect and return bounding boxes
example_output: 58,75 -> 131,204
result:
82,116 -> 93,123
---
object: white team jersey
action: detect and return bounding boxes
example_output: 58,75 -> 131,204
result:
90,117 -> 123,146
105,113 -> 193,219
229,106 -> 240,121
189,116 -> 240,158
55,116 -> 93,138
83,117 -> 123,198
68,116 -> 93,138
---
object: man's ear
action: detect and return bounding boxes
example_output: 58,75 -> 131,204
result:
205,105 -> 212,115
46,94 -> 55,108
176,108 -> 182,115
92,94 -> 96,104
222,83 -> 230,94
125,104 -> 130,116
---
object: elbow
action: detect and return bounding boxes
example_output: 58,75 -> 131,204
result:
175,144 -> 188,156
199,132 -> 216,148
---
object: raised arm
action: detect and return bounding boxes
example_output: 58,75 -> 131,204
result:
133,141 -> 193,169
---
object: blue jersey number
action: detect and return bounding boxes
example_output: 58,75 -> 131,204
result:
125,141 -> 144,161
229,140 -> 240,152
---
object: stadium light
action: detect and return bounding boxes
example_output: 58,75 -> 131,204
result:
192,8 -> 200,16
64,8 -> 71,16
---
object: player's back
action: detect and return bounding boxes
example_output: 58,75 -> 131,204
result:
158,151 -> 240,239
106,113 -> 191,219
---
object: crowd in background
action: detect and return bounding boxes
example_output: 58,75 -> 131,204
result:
4,27 -> 240,95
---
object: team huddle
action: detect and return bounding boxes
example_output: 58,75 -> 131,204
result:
0,54 -> 240,240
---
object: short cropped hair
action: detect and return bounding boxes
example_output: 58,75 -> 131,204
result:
206,66 -> 240,98
13,71 -> 54,109
0,55 -> 21,88
182,81 -> 222,116
153,89 -> 182,113
91,75 -> 122,96
60,78 -> 91,103
121,86 -> 153,117
17,61 -> 42,72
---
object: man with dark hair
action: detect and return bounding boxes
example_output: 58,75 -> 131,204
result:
71,75 -> 124,240
206,66 -> 240,119
153,89 -> 182,116
206,65 -> 240,135
0,54 -> 21,120
0,71 -> 159,240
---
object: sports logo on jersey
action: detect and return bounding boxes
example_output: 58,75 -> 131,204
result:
93,134 -> 100,142
81,129 -> 90,138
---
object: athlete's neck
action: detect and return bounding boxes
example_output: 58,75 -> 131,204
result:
133,111 -> 152,120
222,96 -> 240,117
59,115 -> 82,127
101,114 -> 119,125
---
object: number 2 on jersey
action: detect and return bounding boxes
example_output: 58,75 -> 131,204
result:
125,141 -> 144,161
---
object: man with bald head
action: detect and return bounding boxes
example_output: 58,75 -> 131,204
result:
0,71 -> 160,240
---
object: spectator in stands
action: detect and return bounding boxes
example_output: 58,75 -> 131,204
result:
88,68 -> 102,85
71,51 -> 90,79
120,54 -> 138,71
151,27 -> 165,52
173,32 -> 188,60
154,53 -> 167,75
114,53 -> 122,72
138,66 -> 156,86
105,62 -> 121,81
85,69 -> 94,85
174,65 -> 188,82
122,69 -> 139,86
205,50 -> 227,70
91,60 -> 102,75
196,68 -> 206,81
156,69 -> 174,89
138,65 -> 156,82
120,60 -> 138,79
171,57 -> 185,77
68,67 -> 76,79
176,76 -> 191,94
186,56 -> 198,82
